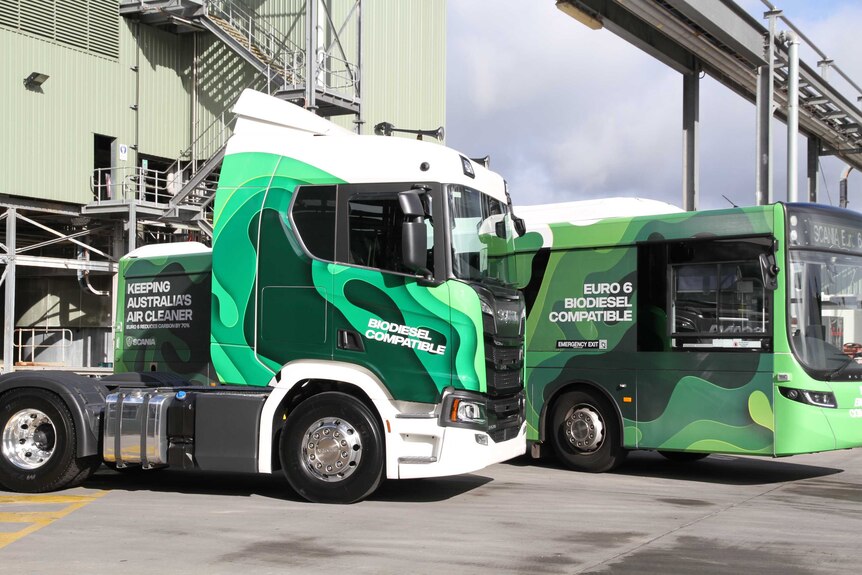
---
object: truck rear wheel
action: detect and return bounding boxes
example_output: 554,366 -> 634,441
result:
549,389 -> 626,473
280,392 -> 384,504
0,388 -> 100,492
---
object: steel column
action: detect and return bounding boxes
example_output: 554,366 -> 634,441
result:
682,67 -> 700,211
306,0 -> 319,112
786,32 -> 800,203
4,209 -> 16,373
807,136 -> 820,203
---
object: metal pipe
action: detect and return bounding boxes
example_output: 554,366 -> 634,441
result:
840,166 -> 854,208
786,31 -> 800,203
761,0 -> 862,105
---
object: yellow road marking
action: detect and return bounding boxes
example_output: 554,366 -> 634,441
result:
0,492 -> 108,550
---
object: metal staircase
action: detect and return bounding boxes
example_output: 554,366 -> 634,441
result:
94,0 -> 362,241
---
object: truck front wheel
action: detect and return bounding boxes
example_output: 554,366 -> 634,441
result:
280,392 -> 384,504
0,388 -> 100,492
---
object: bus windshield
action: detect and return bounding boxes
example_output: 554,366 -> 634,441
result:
449,185 -> 519,288
789,249 -> 862,378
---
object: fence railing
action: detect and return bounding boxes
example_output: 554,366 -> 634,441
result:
14,328 -> 73,366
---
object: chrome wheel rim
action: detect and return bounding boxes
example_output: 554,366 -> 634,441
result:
301,417 -> 362,482
2,409 -> 57,470
563,404 -> 605,453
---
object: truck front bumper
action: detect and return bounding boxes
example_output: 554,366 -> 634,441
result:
379,389 -> 527,480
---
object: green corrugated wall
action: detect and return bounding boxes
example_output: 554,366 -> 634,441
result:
0,0 -> 446,206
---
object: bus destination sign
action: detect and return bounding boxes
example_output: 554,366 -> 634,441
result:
788,207 -> 862,254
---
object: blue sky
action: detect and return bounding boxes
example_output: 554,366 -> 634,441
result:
446,0 -> 862,211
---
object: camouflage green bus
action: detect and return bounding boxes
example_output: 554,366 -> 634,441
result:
514,199 -> 862,472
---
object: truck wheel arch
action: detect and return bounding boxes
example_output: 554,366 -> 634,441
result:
259,360 -> 393,474
0,372 -> 107,458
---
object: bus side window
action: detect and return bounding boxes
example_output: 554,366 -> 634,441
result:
637,243 -> 670,351
666,238 -> 773,351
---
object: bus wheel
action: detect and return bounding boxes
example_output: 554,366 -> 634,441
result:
0,388 -> 100,492
659,451 -> 709,462
280,392 -> 384,504
549,389 -> 626,473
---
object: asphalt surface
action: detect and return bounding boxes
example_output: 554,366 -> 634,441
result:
1,448 -> 861,574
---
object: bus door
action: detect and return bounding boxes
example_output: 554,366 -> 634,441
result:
635,238 -> 776,454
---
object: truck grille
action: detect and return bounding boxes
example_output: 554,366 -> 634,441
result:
487,392 -> 524,442
485,342 -> 523,397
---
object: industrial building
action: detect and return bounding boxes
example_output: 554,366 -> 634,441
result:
0,0 -> 446,373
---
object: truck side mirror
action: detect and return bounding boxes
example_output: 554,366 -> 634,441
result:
513,216 -> 526,237
399,190 -> 425,218
402,221 -> 432,277
399,190 -> 432,277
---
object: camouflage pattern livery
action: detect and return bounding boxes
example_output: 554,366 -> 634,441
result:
115,90 -> 523,411
114,243 -> 214,385
515,201 -> 862,457
209,151 -> 489,402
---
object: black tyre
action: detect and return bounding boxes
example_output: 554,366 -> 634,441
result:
549,389 -> 626,473
0,388 -> 100,492
659,450 -> 709,462
280,392 -> 384,504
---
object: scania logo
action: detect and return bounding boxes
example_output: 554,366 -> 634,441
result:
496,309 -> 519,323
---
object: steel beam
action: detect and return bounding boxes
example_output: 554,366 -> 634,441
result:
0,255 -> 117,272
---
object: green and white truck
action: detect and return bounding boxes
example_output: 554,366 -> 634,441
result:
514,199 -> 862,472
0,90 -> 527,503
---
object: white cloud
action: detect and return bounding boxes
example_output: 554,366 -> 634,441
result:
447,0 -> 862,211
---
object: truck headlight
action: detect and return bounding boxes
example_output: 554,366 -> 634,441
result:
439,389 -> 488,430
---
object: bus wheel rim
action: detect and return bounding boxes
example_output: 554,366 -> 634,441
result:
563,404 -> 605,453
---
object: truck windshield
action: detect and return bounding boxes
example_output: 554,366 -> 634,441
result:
449,184 -> 518,288
789,249 -> 862,378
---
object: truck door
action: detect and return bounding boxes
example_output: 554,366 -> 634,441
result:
330,183 -> 454,404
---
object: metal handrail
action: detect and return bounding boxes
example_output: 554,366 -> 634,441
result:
205,0 -> 305,90
761,0 -> 862,102
90,167 -> 200,204
14,328 -> 73,366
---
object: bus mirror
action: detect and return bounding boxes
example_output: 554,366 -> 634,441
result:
403,221 -> 432,277
759,253 -> 779,291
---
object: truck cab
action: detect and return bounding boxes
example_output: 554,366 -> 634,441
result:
0,91 -> 526,503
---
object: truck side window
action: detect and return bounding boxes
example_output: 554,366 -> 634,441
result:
292,185 -> 336,261
347,194 -> 412,274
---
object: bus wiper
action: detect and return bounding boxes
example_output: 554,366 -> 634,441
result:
829,356 -> 862,380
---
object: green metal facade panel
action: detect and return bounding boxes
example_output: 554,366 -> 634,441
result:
1,0 -> 446,205
0,21 -> 192,204
350,0 -> 446,137
192,34 -> 259,160
136,25 -> 193,160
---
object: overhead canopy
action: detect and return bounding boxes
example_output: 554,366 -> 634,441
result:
560,0 -> 862,172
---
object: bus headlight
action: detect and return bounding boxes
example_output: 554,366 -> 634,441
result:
779,386 -> 837,408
